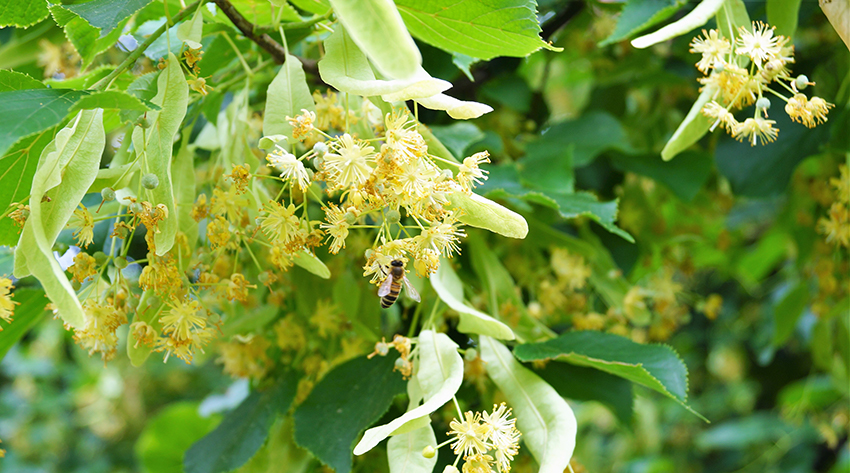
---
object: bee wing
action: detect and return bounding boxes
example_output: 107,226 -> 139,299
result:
403,277 -> 421,302
378,276 -> 393,297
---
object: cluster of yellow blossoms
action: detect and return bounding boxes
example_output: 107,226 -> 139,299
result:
818,164 -> 850,248
443,403 -> 522,473
0,277 -> 18,327
690,22 -> 832,145
262,106 -> 490,284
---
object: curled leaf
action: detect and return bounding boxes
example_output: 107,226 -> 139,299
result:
414,94 -> 493,120
631,0 -> 725,49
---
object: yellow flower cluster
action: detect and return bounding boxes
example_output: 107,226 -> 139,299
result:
691,22 -> 832,145
818,164 -> 850,248
445,403 -> 522,473
0,277 -> 18,327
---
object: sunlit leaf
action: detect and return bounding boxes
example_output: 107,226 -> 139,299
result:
176,4 -> 204,50
396,0 -> 557,59
387,423 -> 438,473
0,0 -> 49,28
660,85 -> 715,161
61,0 -> 153,35
601,0 -> 688,46
0,88 -> 88,159
264,54 -> 315,142
631,0 -> 725,49
0,69 -> 45,91
69,90 -> 160,114
446,192 -> 528,239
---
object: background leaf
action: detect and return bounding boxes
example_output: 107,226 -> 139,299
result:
0,88 -> 88,159
0,288 -> 48,360
0,69 -> 45,91
69,90 -> 160,113
136,402 -> 220,473
535,362 -> 634,425
184,376 -> 298,473
601,0 -> 688,46
293,355 -> 406,473
0,129 -> 56,246
0,0 -> 50,28
61,0 -> 153,35
264,54 -> 315,141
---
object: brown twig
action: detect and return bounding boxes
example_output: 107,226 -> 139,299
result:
213,0 -> 288,62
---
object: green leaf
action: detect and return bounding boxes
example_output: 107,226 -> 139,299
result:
513,331 -> 705,419
293,355 -> 406,473
0,88 -> 89,159
479,336 -> 577,473
430,259 -> 516,340
317,25 -> 450,100
328,0 -> 422,79
236,418 -> 312,473
292,250 -> 331,279
69,90 -> 160,114
446,192 -> 528,239
61,0 -> 153,35
767,0 -> 802,37
184,376 -> 298,473
0,0 -> 50,28
176,3 -> 204,49
716,112 -> 830,197
601,0 -> 688,46
695,413 -> 804,451
50,6 -> 128,68
609,150 -> 713,201
387,423 -> 438,473
521,143 -> 574,193
536,111 -> 632,167
354,330 -> 463,454
136,402 -> 220,473
288,0 -> 330,15
773,283 -> 809,347
418,122 -> 459,163
535,362 -> 634,425
131,53 -> 188,256
0,69 -> 45,92
396,0 -> 556,60
0,288 -> 48,360
13,110 -> 105,329
0,128 -> 56,246
631,0 -> 725,48
264,54 -> 315,141
660,85 -> 715,161
429,122 -> 484,159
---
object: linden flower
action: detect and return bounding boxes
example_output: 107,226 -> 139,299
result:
482,403 -> 521,473
449,411 -> 491,457
266,149 -> 310,192
274,315 -> 307,351
225,273 -> 251,302
550,249 -> 591,291
415,212 -> 466,257
702,101 -> 738,132
130,321 -> 157,348
310,299 -> 340,338
72,300 -> 128,362
397,160 -> 440,199
160,299 -> 206,341
0,277 -> 18,326
690,29 -> 731,72
830,164 -> 849,203
259,201 -> 300,245
819,202 -> 850,247
287,109 -> 317,140
320,204 -> 350,254
805,97 -> 833,126
732,117 -> 778,146
384,111 -> 427,163
206,216 -> 231,250
457,151 -> 491,192
216,335 -> 271,379
69,205 -> 95,248
463,454 -> 495,473
324,134 -> 375,189
736,22 -> 782,67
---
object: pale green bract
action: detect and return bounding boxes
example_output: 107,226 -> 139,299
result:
131,53 -> 187,256
14,109 -> 106,328
479,336 -> 577,473
661,85 -> 716,161
387,423 -> 438,473
293,250 -> 331,279
263,53 -> 316,141
353,330 -> 463,455
318,26 -> 451,101
447,192 -> 528,239
176,3 -> 204,50
414,94 -> 493,120
431,260 -> 515,340
631,0 -> 725,49
327,0 -> 421,80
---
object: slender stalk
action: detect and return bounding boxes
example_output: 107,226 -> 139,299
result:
91,0 -> 202,90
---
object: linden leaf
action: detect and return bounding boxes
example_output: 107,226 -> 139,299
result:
631,0 -> 724,49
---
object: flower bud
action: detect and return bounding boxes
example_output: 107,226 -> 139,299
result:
146,295 -> 161,308
795,75 -> 810,90
386,209 -> 401,224
114,256 -> 128,269
421,446 -> 436,459
756,97 -> 771,112
312,141 -> 328,155
93,251 -> 108,265
101,187 -> 116,202
141,173 -> 159,190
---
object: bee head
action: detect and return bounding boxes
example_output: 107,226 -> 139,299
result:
390,259 -> 404,268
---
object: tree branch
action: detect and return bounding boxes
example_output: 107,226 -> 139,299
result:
213,0 -> 289,63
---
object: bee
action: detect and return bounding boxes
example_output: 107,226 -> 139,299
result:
378,260 -> 421,308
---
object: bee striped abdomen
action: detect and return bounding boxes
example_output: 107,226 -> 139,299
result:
380,279 -> 402,308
